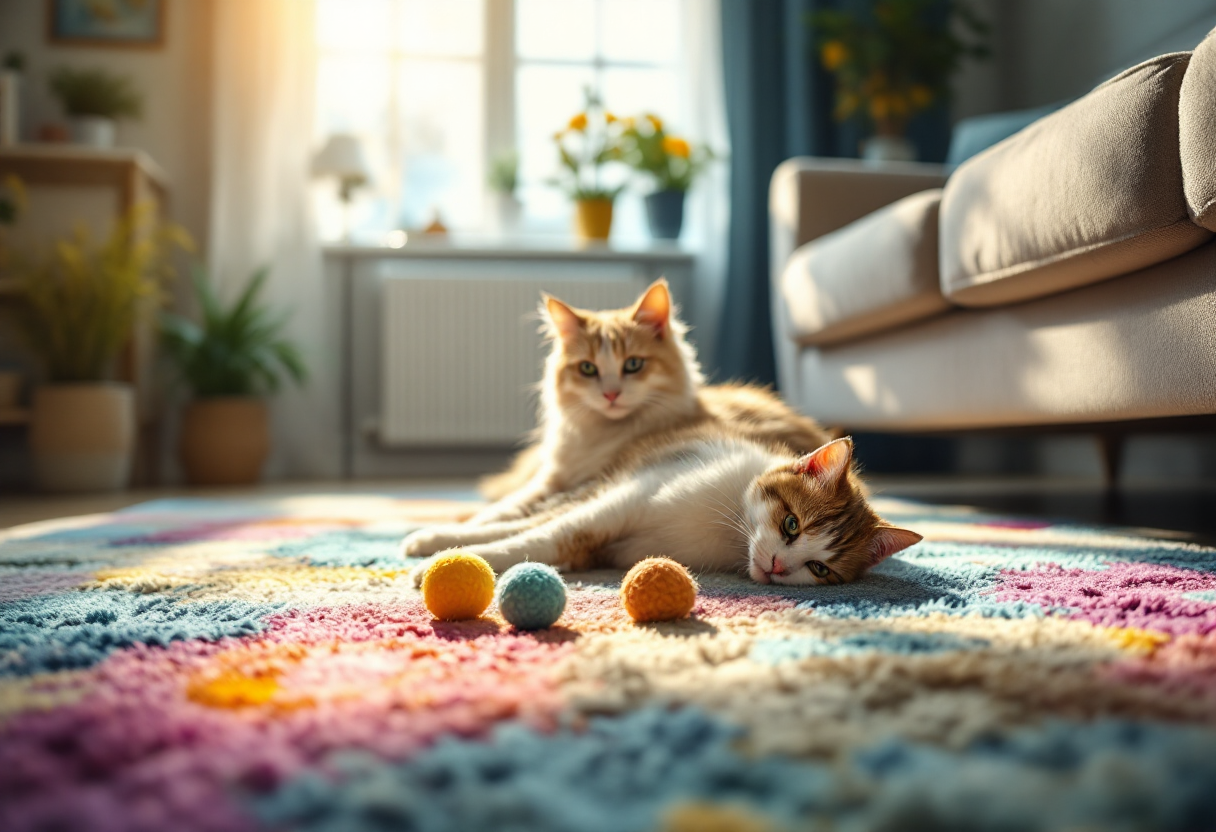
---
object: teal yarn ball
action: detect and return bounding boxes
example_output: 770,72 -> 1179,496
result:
496,562 -> 567,630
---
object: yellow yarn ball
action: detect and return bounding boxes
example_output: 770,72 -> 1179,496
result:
420,551 -> 495,621
621,556 -> 697,622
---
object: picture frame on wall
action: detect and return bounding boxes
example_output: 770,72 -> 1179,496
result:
47,0 -> 166,49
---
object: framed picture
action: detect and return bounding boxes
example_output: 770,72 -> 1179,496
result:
47,0 -> 166,49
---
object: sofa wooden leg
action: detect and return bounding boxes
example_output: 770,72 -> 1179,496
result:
1098,434 -> 1125,490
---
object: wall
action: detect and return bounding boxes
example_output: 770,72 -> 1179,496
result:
0,0 -> 214,250
952,0 -> 1216,121
0,0 -> 214,488
1002,0 -> 1215,108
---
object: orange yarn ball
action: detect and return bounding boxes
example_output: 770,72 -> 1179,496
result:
420,551 -> 495,621
620,557 -> 698,622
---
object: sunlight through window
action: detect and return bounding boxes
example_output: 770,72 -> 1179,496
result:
315,0 -> 683,242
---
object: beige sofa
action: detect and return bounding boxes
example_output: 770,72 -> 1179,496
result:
769,39 -> 1216,446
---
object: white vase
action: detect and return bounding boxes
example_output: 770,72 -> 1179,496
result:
489,193 -> 522,236
70,116 -> 117,149
862,135 -> 917,163
30,383 -> 134,492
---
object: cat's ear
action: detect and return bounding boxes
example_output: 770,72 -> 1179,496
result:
792,437 -> 853,483
543,294 -> 584,343
632,279 -> 671,337
865,526 -> 923,567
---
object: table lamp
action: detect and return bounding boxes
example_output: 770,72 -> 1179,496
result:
312,133 -> 371,242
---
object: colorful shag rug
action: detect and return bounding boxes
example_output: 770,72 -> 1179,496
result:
2,492 -> 1216,832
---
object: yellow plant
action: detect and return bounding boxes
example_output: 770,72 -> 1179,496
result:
812,0 -> 989,136
18,204 -> 192,382
552,89 -> 625,201
619,113 -> 714,192
0,174 -> 27,225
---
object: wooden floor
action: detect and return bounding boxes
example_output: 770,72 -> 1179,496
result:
4,476 -> 1214,543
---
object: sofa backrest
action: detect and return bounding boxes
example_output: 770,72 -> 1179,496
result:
939,46 -> 1213,308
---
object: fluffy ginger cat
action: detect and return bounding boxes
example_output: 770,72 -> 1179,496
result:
405,431 -> 921,587
457,279 -> 833,529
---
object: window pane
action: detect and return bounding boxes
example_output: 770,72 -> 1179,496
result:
398,0 -> 483,57
516,64 -> 597,227
317,0 -> 393,51
601,0 -> 681,64
601,67 -> 681,128
516,0 -> 595,61
397,59 -> 484,230
317,55 -> 393,135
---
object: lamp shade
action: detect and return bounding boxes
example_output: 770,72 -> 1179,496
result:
312,133 -> 370,180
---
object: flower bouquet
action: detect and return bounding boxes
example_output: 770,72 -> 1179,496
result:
619,113 -> 715,239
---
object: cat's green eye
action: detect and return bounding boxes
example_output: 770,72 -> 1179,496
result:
623,356 -> 645,374
782,514 -> 799,537
809,561 -> 830,579
578,361 -> 598,377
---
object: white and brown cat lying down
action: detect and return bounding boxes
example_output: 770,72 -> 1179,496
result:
403,281 -> 922,587
405,430 -> 921,587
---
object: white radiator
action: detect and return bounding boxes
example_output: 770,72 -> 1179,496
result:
380,264 -> 647,446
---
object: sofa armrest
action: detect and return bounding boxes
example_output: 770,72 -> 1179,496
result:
769,157 -> 949,400
769,157 -> 950,270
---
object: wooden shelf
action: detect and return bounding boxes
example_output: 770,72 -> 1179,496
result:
0,408 -> 30,426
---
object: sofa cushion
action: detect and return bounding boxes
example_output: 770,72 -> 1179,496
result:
780,189 -> 950,347
1181,28 -> 1216,231
940,51 -> 1212,308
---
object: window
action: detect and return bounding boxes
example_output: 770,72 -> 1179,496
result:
315,0 -> 685,241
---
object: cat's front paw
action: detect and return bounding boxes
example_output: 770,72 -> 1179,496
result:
407,555 -> 439,588
401,526 -> 463,558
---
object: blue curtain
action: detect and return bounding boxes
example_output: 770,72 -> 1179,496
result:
713,0 -> 951,386
714,0 -> 823,385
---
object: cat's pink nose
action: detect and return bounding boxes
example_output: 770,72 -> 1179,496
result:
770,557 -> 786,575
603,391 -> 620,403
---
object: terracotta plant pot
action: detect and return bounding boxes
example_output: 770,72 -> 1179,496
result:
30,383 -> 134,492
179,397 -> 270,486
574,198 -> 614,241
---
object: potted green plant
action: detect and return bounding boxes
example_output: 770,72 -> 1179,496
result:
552,89 -> 624,241
487,149 -> 521,235
619,113 -> 715,240
18,205 -> 189,491
49,66 -> 143,149
162,266 -> 306,486
811,0 -> 988,161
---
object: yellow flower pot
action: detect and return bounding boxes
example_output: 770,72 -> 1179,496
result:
574,198 -> 614,241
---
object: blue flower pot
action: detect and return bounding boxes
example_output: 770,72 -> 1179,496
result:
644,190 -> 686,240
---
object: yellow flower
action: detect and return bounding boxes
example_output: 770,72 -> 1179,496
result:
834,92 -> 860,121
604,112 -> 618,123
909,84 -> 934,109
2,174 -> 27,215
869,95 -> 891,120
645,113 -> 663,132
820,40 -> 849,71
622,116 -> 637,130
662,136 -> 691,159
568,113 -> 588,131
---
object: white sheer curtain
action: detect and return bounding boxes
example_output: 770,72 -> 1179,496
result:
679,0 -> 732,372
208,0 -> 339,478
